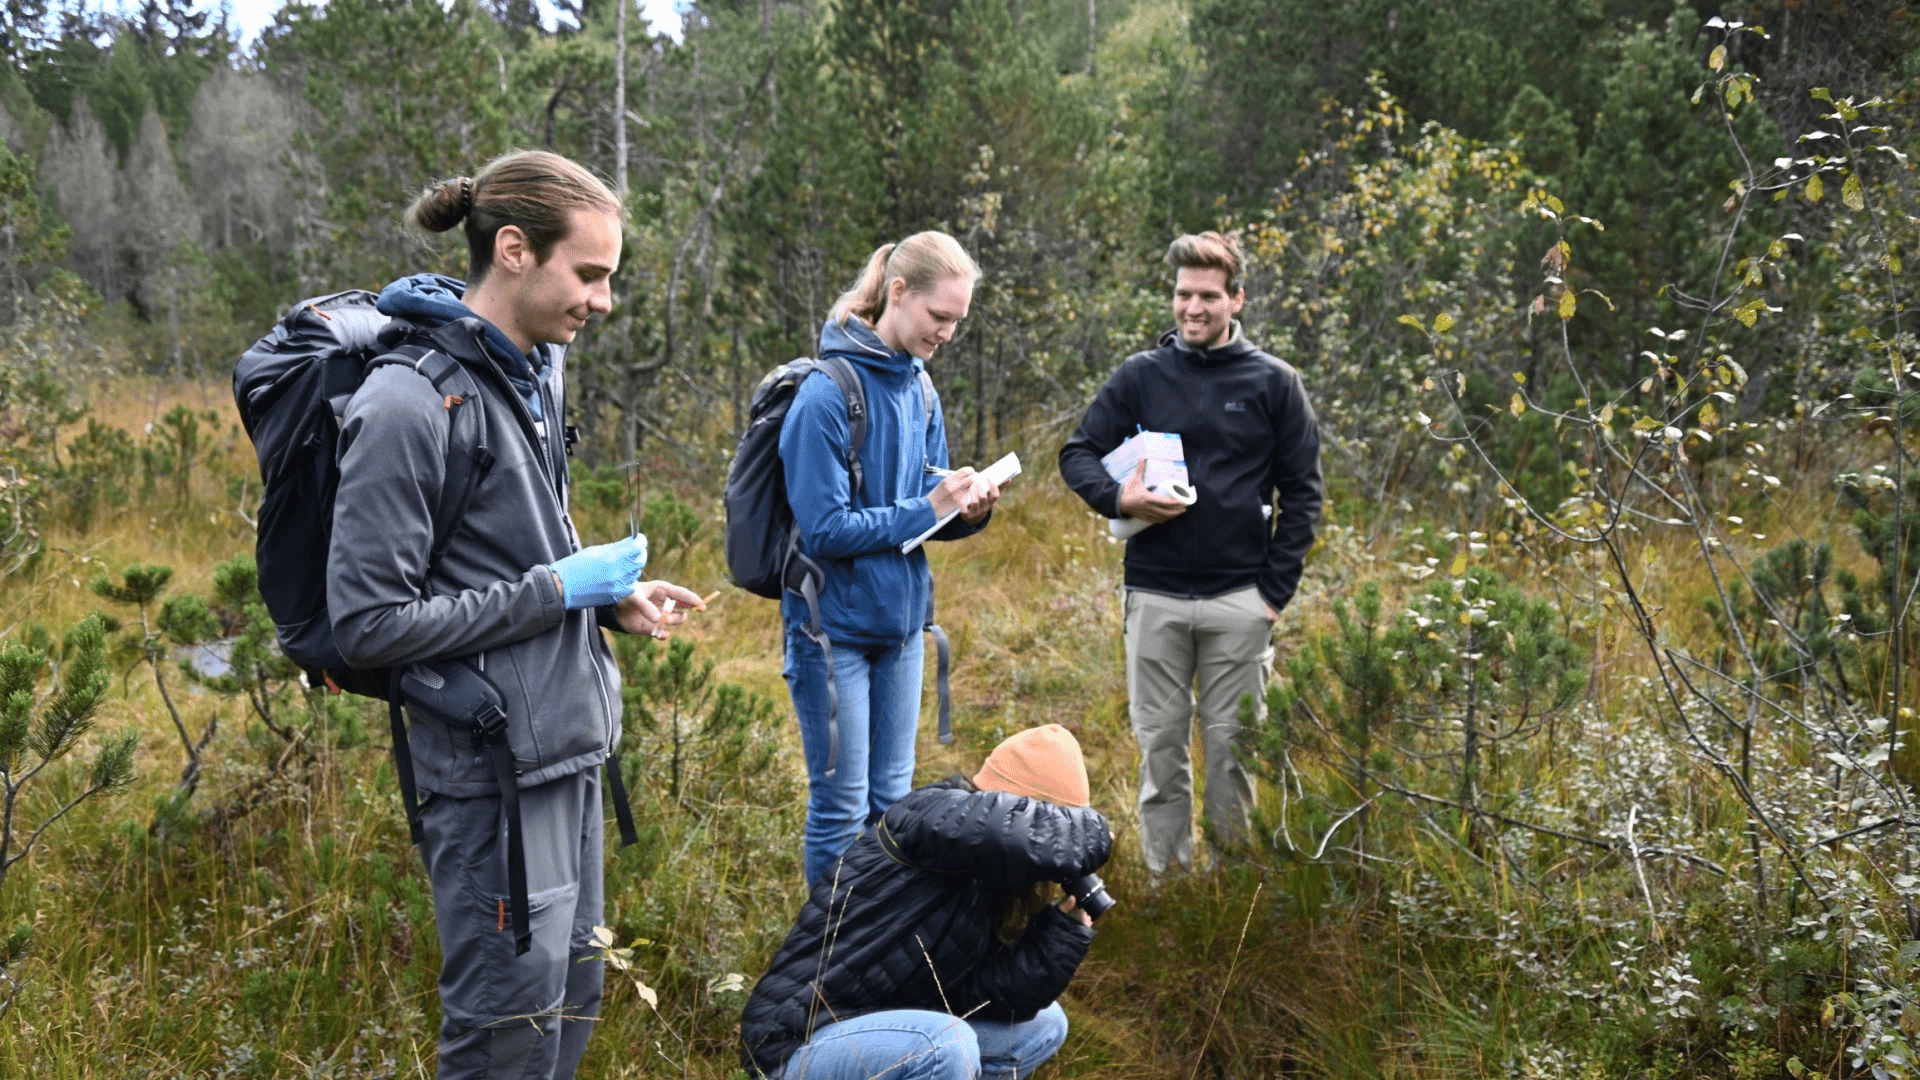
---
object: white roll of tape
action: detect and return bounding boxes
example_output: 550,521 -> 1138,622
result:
1108,483 -> 1199,540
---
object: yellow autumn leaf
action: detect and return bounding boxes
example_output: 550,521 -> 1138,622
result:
1843,173 -> 1864,211
1450,551 -> 1468,577
1433,311 -> 1455,332
1512,371 -> 1527,385
1708,44 -> 1726,71
1558,289 -> 1577,320
1806,173 -> 1824,203
1699,401 -> 1719,428
1599,403 -> 1615,425
1545,194 -> 1564,215
1510,392 -> 1526,418
1397,313 -> 1425,332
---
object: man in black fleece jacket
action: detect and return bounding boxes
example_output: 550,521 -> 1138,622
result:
1058,231 -> 1322,876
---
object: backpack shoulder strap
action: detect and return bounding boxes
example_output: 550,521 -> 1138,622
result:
916,366 -> 952,745
366,344 -> 494,571
364,344 -> 493,851
368,342 -> 469,394
816,355 -> 867,503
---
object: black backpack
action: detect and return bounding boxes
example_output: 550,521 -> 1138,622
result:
721,357 -> 952,776
233,291 -> 632,954
232,291 -> 488,695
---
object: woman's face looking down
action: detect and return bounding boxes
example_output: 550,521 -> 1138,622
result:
877,273 -> 973,360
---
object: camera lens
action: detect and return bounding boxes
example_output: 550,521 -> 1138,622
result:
1062,873 -> 1115,921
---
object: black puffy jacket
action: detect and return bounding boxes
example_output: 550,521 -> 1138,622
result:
739,781 -> 1112,1077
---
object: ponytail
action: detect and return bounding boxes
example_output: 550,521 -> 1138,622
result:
830,243 -> 897,327
829,231 -> 981,328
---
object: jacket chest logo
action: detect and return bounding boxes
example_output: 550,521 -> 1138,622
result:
1223,400 -> 1248,413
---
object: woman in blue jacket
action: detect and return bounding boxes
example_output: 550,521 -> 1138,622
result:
780,231 -> 1002,885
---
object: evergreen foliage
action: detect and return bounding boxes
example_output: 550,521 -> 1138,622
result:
0,1 -> 1916,1075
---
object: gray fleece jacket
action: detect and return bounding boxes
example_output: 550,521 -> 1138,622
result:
326,285 -> 622,797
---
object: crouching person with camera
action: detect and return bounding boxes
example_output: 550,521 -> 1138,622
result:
740,724 -> 1112,1080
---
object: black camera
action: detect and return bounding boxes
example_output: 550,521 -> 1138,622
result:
1061,873 -> 1115,921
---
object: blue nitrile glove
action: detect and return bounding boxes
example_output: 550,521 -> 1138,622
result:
549,534 -> 649,610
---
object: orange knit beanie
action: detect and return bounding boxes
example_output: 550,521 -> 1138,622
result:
972,724 -> 1091,807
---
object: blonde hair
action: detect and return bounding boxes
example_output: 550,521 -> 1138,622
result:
407,149 -> 622,283
1165,231 -> 1244,294
829,231 -> 981,327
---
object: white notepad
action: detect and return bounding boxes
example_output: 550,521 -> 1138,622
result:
901,452 -> 1023,554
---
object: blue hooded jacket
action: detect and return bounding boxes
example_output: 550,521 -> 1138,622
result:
376,273 -> 553,420
778,318 -> 986,646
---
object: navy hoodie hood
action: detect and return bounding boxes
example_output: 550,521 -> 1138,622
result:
819,315 -> 919,377
377,273 -> 551,419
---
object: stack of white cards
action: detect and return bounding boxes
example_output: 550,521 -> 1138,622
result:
1100,430 -> 1188,489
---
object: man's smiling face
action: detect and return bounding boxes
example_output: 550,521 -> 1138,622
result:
1173,265 -> 1244,349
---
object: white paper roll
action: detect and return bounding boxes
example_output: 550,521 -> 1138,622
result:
1108,483 -> 1199,540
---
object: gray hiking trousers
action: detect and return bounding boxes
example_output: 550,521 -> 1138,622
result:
1124,587 -> 1272,874
419,768 -> 605,1080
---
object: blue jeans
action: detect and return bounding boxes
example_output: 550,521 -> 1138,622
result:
784,625 -> 924,886
777,1003 -> 1070,1080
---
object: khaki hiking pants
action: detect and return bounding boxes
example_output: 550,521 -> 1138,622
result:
1124,587 -> 1273,875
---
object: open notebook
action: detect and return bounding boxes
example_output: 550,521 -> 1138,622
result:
900,452 -> 1023,554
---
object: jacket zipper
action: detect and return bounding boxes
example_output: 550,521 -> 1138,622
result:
589,639 -> 616,750
459,327 -> 615,742
1186,362 -> 1210,595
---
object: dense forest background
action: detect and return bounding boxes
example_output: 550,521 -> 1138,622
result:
0,0 -> 1919,1077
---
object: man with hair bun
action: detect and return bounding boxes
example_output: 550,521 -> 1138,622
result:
327,149 -> 703,1078
1058,231 -> 1323,879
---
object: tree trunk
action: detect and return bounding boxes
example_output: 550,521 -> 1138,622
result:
762,0 -> 777,118
614,0 -> 628,197
731,322 -> 746,443
1085,0 -> 1096,77
973,334 -> 987,462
